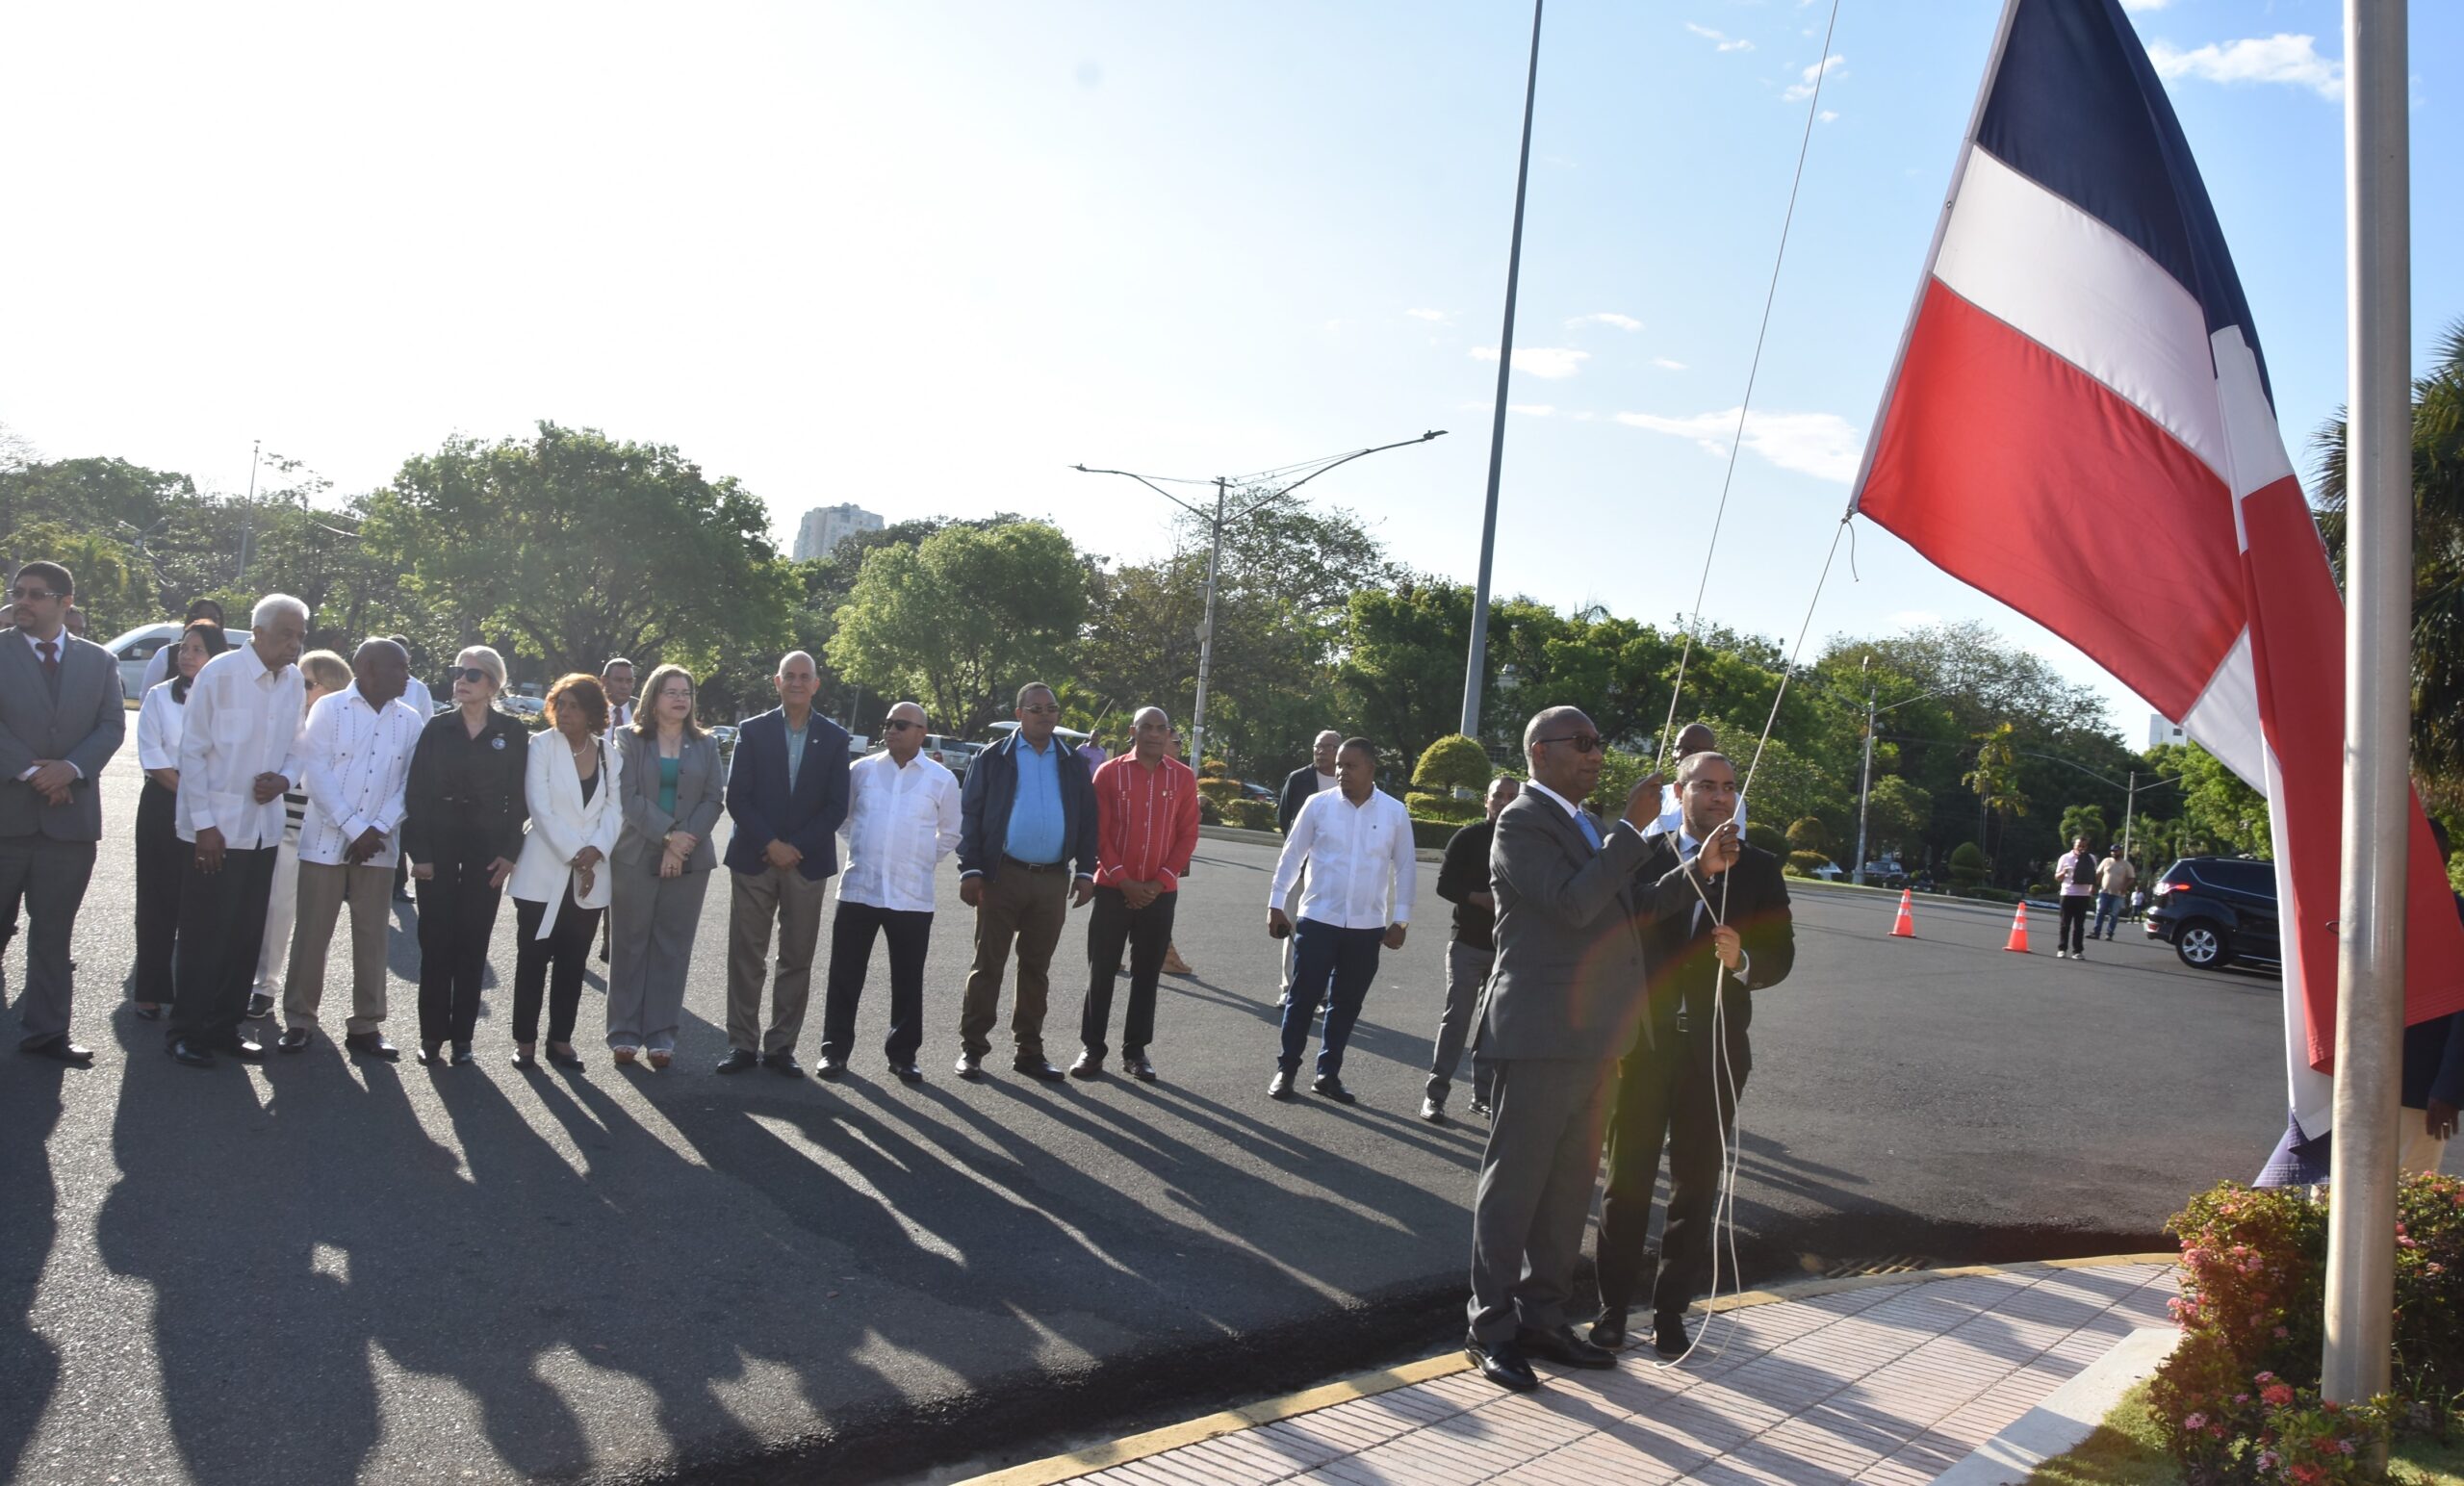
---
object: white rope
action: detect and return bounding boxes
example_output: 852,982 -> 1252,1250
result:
1654,0 -> 1848,766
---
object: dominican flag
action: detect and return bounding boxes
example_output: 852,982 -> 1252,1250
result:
1850,0 -> 2464,1139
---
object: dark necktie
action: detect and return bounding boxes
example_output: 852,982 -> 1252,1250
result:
37,638 -> 60,696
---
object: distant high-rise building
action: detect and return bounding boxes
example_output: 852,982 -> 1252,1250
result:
2148,713 -> 2188,751
792,503 -> 885,561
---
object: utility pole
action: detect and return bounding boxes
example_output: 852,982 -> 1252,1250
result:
1076,430 -> 1445,771
1459,0 -> 1545,740
1853,667 -> 1953,885
2323,0 -> 2411,1415
237,439 -> 261,586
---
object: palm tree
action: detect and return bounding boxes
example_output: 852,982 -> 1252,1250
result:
1964,721 -> 2028,862
2314,318 -> 2464,802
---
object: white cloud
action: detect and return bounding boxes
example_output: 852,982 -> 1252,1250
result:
1613,407 -> 1863,482
1884,609 -> 1943,629
1564,312 -> 1642,332
1404,307 -> 1452,322
1508,403 -> 1556,418
1783,54 -> 1844,102
2145,34 -> 2343,100
1818,109 -> 1838,124
2119,0 -> 2170,11
1470,346 -> 1590,379
1652,357 -> 1688,371
1685,22 -> 1755,52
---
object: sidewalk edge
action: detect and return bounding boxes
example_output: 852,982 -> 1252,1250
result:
951,1251 -> 2181,1486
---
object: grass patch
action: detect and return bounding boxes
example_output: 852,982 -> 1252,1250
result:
2022,1385 -> 2464,1485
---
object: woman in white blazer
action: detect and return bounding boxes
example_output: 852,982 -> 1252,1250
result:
507,674 -> 623,1070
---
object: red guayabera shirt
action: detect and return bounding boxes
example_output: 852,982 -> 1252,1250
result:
1091,753 -> 1200,892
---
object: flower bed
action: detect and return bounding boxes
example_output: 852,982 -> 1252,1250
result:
2144,1173 -> 2464,1483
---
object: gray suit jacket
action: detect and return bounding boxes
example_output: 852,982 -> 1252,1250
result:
0,628 -> 125,842
1475,790 -> 1702,1062
613,728 -> 725,872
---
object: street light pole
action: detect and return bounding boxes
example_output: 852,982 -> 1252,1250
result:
237,438 -> 261,586
1853,673 -> 1955,885
1076,431 -> 1446,770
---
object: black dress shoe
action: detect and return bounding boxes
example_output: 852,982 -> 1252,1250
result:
345,1033 -> 400,1062
132,1003 -> 165,1021
1123,1052 -> 1157,1083
715,1048 -> 759,1075
415,1042 -> 442,1066
1311,1073 -> 1356,1105
276,1027 -> 313,1053
217,1034 -> 266,1062
1467,1097 -> 1494,1118
1012,1055 -> 1066,1082
169,1038 -> 218,1068
547,1044 -> 586,1070
1067,1051 -> 1104,1080
815,1055 -> 847,1081
1516,1324 -> 1618,1370
888,1060 -> 923,1084
1268,1068 -> 1296,1100
955,1051 -> 984,1080
449,1042 -> 475,1066
510,1048 -> 539,1070
1654,1313 -> 1691,1358
20,1036 -> 94,1066
244,991 -> 275,1021
1465,1335 -> 1539,1393
763,1052 -> 805,1078
1588,1310 -> 1628,1350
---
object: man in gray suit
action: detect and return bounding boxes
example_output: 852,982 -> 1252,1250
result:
1462,704 -> 1736,1391
0,561 -> 126,1065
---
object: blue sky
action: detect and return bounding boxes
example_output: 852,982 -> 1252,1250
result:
3,0 -> 2452,742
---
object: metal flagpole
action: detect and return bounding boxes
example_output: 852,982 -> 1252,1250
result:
2322,0 -> 2412,1411
1458,0 -> 1543,739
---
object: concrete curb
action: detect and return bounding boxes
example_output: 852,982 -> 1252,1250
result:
952,1252 -> 2182,1486
1931,1326 -> 2181,1485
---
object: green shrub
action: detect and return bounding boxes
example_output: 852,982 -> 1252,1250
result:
1784,850 -> 1829,878
1221,799 -> 1273,832
1412,733 -> 1494,796
1195,778 -> 1245,809
1785,816 -> 1830,854
1406,791 -> 1479,825
1947,841 -> 1987,888
1745,821 -> 1788,858
1199,756 -> 1228,779
1196,793 -> 1221,827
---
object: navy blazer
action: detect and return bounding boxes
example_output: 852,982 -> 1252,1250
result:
957,729 -> 1097,882
722,706 -> 852,882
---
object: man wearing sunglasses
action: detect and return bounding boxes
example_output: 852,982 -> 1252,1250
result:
1466,705 -> 1731,1392
0,562 -> 126,1066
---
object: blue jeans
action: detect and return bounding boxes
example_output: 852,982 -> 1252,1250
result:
2093,892 -> 2122,938
1280,917 -> 1384,1078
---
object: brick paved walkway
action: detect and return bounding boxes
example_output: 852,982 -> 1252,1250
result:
978,1259 -> 2179,1486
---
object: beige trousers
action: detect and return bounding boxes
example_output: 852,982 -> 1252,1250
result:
284,859 -> 395,1035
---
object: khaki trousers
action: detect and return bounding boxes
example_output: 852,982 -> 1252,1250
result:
960,864 -> 1069,1060
284,859 -> 395,1035
725,864 -> 830,1055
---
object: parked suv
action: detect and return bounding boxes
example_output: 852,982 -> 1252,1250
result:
922,734 -> 979,779
2144,856 -> 2280,972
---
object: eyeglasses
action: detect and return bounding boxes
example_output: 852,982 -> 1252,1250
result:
8,587 -> 62,602
450,666 -> 492,684
884,719 -> 921,731
1536,733 -> 1606,754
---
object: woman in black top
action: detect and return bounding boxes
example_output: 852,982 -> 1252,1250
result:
402,645 -> 530,1065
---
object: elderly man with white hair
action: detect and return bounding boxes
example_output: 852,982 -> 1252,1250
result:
167,593 -> 310,1068
816,700 -> 960,1081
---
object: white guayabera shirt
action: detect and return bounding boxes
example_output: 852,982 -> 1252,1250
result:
175,645 -> 305,849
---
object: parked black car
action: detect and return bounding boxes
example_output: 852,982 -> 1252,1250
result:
2144,856 -> 2281,972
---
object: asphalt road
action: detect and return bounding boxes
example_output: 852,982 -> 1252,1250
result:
3,748 -> 2443,1485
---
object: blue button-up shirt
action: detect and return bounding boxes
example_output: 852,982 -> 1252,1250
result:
1004,735 -> 1066,863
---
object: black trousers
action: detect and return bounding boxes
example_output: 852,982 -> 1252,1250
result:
132,779 -> 183,1005
417,832 -> 505,1046
819,900 -> 932,1063
168,844 -> 278,1048
1079,885 -> 1176,1059
2058,894 -> 2090,954
512,888 -> 600,1045
1595,1035 -> 1751,1322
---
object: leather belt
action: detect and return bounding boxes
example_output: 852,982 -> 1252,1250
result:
1002,855 -> 1066,874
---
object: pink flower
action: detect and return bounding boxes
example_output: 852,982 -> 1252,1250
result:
2339,1439 -> 2358,1455
2274,1325 -> 2291,1339
2184,1412 -> 2208,1430
2255,1371 -> 2276,1384
2262,1383 -> 2296,1406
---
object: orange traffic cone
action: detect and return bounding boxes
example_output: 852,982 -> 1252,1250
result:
2004,900 -> 2032,953
1890,888 -> 1916,938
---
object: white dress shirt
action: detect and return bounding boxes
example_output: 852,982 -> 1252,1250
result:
296,689 -> 424,868
1268,785 -> 1417,930
604,702 -> 633,749
175,645 -> 306,848
837,751 -> 962,913
137,679 -> 187,771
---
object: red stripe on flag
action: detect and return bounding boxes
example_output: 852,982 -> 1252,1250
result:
2237,478 -> 2464,1068
1859,280 -> 2245,719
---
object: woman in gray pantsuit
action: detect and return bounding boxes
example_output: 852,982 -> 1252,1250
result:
607,663 -> 724,1069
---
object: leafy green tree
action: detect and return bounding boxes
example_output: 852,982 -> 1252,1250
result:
361,423 -> 796,681
1964,721 -> 2029,859
1785,817 -> 1830,854
827,520 -> 1089,737
2145,741 -> 2273,858
1336,579 -> 1475,763
1862,776 -> 1932,859
2057,804 -> 2110,848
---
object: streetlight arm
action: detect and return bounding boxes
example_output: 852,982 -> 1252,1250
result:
1071,465 -> 1215,520
1228,430 -> 1447,521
